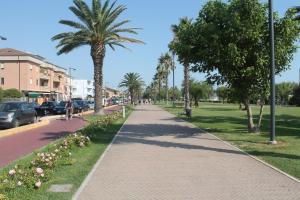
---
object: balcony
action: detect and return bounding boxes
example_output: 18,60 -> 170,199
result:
40,69 -> 50,79
53,74 -> 62,82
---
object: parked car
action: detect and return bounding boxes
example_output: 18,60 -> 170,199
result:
52,101 -> 67,115
87,101 -> 94,110
0,101 -> 37,128
73,100 -> 89,113
35,101 -> 57,116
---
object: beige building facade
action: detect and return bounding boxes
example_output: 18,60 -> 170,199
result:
0,48 -> 70,101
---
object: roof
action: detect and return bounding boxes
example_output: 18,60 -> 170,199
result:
0,48 -> 32,56
0,48 -> 67,71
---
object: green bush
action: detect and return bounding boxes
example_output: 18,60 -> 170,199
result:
3,89 -> 22,98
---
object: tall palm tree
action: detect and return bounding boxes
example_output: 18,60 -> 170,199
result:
158,53 -> 173,105
119,72 -> 144,105
52,0 -> 143,115
169,18 -> 193,113
155,66 -> 165,101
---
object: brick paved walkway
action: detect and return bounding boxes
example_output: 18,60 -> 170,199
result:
75,105 -> 300,200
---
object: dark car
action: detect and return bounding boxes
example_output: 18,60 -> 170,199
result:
52,101 -> 67,115
73,100 -> 89,113
35,101 -> 57,116
0,102 -> 37,128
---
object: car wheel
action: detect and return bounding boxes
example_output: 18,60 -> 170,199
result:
12,119 -> 20,128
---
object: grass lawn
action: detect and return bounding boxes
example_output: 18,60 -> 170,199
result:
1,108 -> 131,200
160,102 -> 300,180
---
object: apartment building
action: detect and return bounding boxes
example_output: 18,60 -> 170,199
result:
0,48 -> 70,101
72,79 -> 120,99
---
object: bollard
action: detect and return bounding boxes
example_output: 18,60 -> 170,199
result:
122,106 -> 125,118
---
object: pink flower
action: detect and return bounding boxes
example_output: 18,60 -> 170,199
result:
35,180 -> 42,188
36,168 -> 43,174
8,169 -> 16,176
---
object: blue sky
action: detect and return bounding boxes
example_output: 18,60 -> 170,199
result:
0,0 -> 299,89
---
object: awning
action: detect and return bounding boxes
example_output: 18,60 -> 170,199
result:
28,92 -> 41,98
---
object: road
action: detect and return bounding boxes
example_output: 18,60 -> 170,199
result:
0,106 -> 121,168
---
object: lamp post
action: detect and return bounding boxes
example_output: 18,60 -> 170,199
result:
69,67 -> 76,99
268,0 -> 277,144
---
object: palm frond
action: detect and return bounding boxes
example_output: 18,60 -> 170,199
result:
59,20 -> 87,30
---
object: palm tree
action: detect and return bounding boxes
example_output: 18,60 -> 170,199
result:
169,18 -> 193,113
155,66 -> 165,101
119,72 -> 144,105
52,0 -> 143,115
158,53 -> 173,105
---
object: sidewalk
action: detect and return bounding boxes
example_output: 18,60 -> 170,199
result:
74,105 -> 300,200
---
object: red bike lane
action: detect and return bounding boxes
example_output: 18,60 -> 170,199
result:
0,106 -> 121,168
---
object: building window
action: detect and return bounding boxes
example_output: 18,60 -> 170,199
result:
36,79 -> 39,86
29,79 -> 33,85
1,78 -> 4,85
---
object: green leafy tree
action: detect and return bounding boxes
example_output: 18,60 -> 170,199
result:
189,0 -> 300,132
189,79 -> 213,107
216,86 -> 229,103
3,89 -> 22,98
169,86 -> 181,101
276,82 -> 298,105
119,72 -> 144,105
289,86 -> 300,106
169,18 -> 194,113
52,0 -> 143,115
295,6 -> 300,20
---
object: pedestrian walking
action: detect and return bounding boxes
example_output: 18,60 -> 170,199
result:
65,100 -> 73,120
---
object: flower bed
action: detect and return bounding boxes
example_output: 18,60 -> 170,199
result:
0,111 -> 123,200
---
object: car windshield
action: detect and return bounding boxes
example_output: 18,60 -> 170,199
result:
75,101 -> 84,106
58,101 -> 66,107
41,102 -> 55,106
0,103 -> 21,112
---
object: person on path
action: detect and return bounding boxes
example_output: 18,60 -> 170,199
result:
65,100 -> 73,120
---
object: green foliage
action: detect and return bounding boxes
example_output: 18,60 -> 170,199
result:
3,89 -> 22,98
189,79 -> 213,106
275,82 -> 298,105
216,86 -> 230,103
189,0 -> 300,103
119,73 -> 144,104
169,86 -> 181,101
289,86 -> 300,106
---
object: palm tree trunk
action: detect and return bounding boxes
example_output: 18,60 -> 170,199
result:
91,43 -> 105,115
165,75 -> 169,105
184,63 -> 190,111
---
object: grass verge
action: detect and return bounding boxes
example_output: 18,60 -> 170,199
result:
0,107 -> 132,200
160,102 -> 300,180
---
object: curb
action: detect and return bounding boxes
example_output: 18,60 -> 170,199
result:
72,109 -> 131,200
164,107 -> 300,184
0,119 -> 50,139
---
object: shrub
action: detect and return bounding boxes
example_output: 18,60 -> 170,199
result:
3,89 -> 22,98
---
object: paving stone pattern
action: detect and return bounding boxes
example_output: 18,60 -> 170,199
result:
76,105 -> 300,200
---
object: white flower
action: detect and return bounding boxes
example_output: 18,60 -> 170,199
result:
40,153 -> 45,157
68,152 -> 72,156
54,149 -> 59,153
86,136 -> 90,141
41,173 -> 44,177
45,158 -> 49,162
8,169 -> 16,176
36,168 -> 43,174
79,142 -> 85,147
17,181 -> 22,186
35,180 -> 42,188
3,179 -> 8,183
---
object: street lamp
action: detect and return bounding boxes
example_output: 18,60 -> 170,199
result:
69,67 -> 76,99
0,36 -> 7,41
268,0 -> 277,144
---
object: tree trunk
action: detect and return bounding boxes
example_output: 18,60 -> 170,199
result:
165,75 -> 169,105
91,43 -> 105,115
184,63 -> 191,111
158,79 -> 161,101
130,89 -> 134,105
257,102 -> 264,129
244,100 -> 256,133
